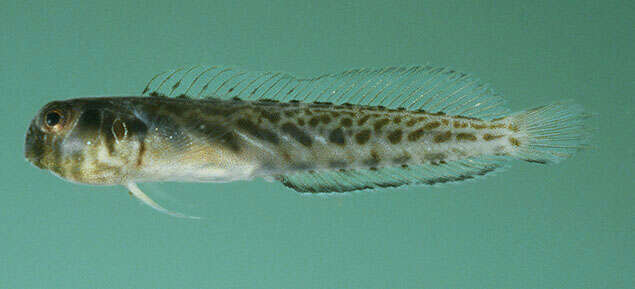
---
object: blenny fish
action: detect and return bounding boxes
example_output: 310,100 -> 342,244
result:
24,66 -> 591,218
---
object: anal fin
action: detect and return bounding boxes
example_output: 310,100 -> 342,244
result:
277,157 -> 505,193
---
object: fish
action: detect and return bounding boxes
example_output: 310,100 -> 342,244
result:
24,65 -> 591,218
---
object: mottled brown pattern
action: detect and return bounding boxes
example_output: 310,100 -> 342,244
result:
433,131 -> 452,143
236,118 -> 280,144
483,134 -> 504,141
340,118 -> 353,127
470,123 -> 488,129
319,114 -> 332,124
456,133 -> 477,141
509,137 -> 521,147
387,129 -> 403,144
393,153 -> 411,164
355,129 -> 371,145
363,150 -> 381,166
373,118 -> 390,131
308,117 -> 320,127
260,110 -> 281,123
328,128 -> 346,145
423,121 -> 440,130
281,122 -> 312,147
441,119 -> 449,125
407,128 -> 426,141
357,115 -> 371,125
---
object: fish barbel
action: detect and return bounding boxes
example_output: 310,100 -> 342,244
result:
24,66 -> 591,218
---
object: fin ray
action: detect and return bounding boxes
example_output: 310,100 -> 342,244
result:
126,183 -> 201,219
277,157 -> 506,193
143,65 -> 509,119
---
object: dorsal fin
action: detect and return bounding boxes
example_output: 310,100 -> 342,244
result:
142,65 -> 509,119
276,156 -> 506,193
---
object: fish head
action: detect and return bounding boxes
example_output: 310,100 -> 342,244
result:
25,98 -> 147,185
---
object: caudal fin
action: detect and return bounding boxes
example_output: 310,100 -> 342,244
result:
511,102 -> 591,164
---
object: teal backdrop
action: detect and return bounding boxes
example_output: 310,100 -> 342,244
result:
2,0 -> 633,288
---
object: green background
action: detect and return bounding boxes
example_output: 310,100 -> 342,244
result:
2,0 -> 633,288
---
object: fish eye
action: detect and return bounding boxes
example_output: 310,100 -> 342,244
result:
46,111 -> 61,126
42,109 -> 66,132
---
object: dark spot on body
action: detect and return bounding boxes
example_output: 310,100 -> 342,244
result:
236,118 -> 280,144
387,129 -> 403,144
363,150 -> 381,167
373,118 -> 390,132
405,118 -> 418,127
319,114 -> 331,124
483,134 -> 504,141
355,129 -> 371,145
424,121 -> 440,130
470,122 -> 488,129
456,133 -> 477,141
433,131 -> 452,143
281,122 -> 312,147
509,137 -> 521,147
329,128 -> 346,145
297,118 -> 305,126
393,117 -> 402,124
454,114 -> 481,120
307,116 -> 320,127
340,118 -> 353,127
424,153 -> 446,164
408,129 -> 426,141
260,110 -> 281,123
357,115 -> 371,125
218,131 -> 242,152
148,91 -> 166,97
393,153 -> 411,164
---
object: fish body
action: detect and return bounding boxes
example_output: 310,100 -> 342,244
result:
24,66 -> 591,217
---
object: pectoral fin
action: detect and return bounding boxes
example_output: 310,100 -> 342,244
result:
126,182 -> 201,219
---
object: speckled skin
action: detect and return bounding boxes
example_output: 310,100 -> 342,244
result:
25,96 -> 522,186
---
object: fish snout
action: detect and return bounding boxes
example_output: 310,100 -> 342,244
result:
24,123 -> 46,169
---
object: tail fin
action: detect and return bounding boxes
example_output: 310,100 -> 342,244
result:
511,102 -> 591,164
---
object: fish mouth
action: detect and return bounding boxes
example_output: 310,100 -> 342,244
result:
24,124 -> 46,169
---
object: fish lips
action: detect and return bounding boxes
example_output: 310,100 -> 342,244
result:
24,121 -> 47,169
